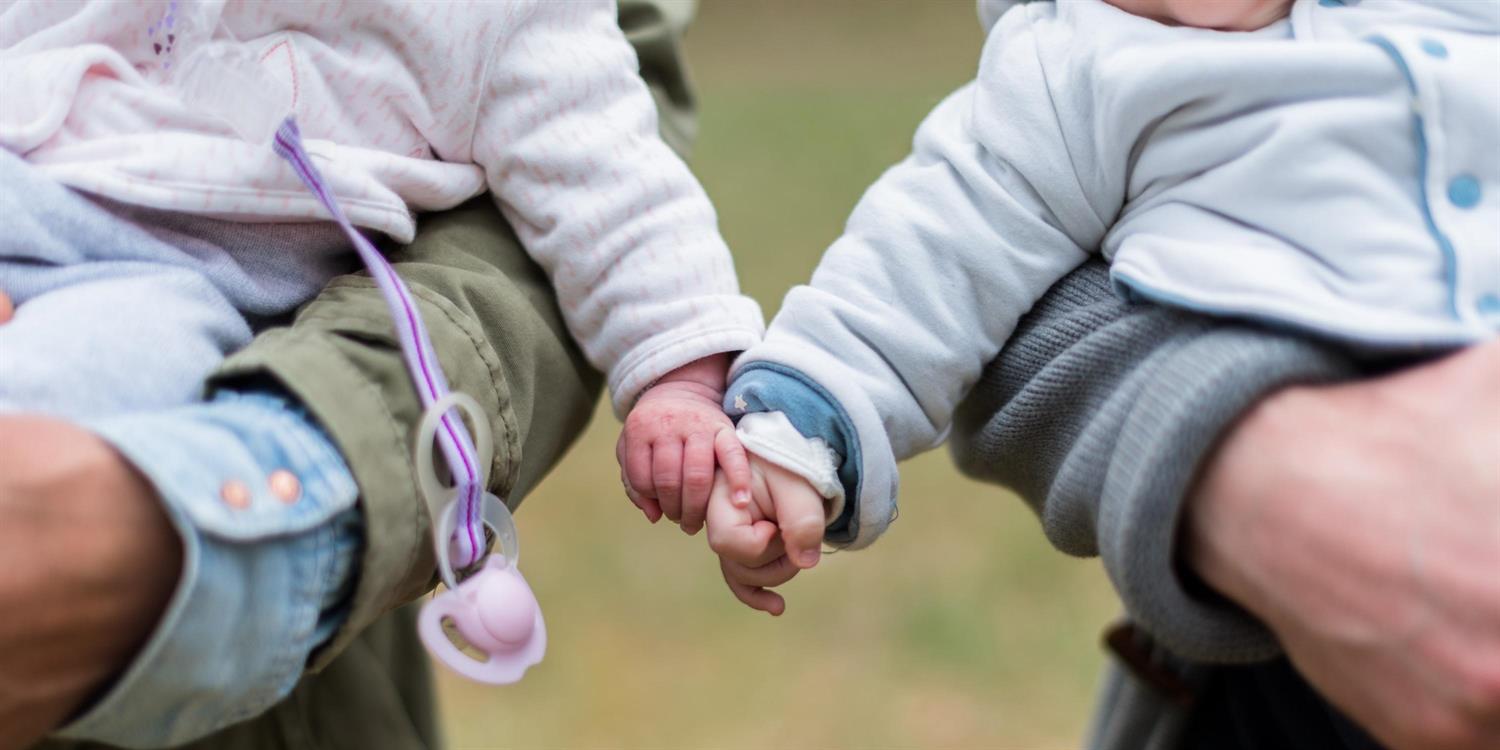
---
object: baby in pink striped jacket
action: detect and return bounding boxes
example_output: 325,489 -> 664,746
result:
1,0 -> 763,517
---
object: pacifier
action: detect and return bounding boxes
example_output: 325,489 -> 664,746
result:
413,393 -> 547,684
416,497 -> 547,683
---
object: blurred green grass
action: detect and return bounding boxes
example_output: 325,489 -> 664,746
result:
436,2 -> 1120,747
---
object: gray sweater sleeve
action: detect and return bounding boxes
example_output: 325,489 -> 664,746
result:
949,259 -> 1358,663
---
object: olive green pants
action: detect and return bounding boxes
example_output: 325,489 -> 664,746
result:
38,1 -> 695,747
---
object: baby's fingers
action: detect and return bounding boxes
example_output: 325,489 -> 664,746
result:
620,433 -> 656,504
706,513 -> 778,565
621,471 -> 662,523
705,478 -> 778,565
652,439 -> 684,522
721,554 -> 801,589
721,558 -> 786,616
714,427 -> 753,508
764,463 -> 827,569
617,435 -> 661,523
679,432 -> 715,534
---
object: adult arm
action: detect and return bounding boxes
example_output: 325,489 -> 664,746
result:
950,259 -> 1355,660
950,259 -> 1500,750
1186,340 -> 1500,750
0,419 -> 180,750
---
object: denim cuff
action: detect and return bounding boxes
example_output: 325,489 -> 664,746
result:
725,363 -> 864,543
54,390 -> 362,748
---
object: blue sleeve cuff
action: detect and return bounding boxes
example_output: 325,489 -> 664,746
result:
55,390 -> 363,748
725,362 -> 864,544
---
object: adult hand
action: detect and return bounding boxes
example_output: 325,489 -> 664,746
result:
1186,340 -> 1500,750
0,416 -> 181,750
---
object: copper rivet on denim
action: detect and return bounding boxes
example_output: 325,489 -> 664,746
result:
220,480 -> 252,509
269,470 -> 301,504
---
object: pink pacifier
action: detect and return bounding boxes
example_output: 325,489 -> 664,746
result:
414,393 -> 547,684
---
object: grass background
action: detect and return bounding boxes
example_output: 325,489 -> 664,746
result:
437,2 -> 1121,747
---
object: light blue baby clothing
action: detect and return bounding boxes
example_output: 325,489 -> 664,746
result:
0,149 -> 365,746
727,0 -> 1500,550
0,147 -> 351,418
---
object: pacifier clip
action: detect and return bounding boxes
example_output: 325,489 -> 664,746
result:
272,118 -> 546,684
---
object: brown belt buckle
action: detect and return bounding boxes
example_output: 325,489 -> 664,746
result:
1103,620 -> 1197,708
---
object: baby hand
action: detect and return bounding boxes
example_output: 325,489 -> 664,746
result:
617,353 -> 751,534
705,456 -> 827,615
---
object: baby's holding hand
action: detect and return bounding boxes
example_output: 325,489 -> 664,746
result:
704,452 -> 829,616
617,353 -> 754,535
618,352 -> 829,614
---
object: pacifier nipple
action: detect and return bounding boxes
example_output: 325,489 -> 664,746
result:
474,564 -> 538,647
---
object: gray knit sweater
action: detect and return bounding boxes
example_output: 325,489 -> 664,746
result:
948,259 -> 1363,748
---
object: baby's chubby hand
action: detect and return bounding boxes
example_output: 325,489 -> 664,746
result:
617,353 -> 752,534
705,457 -> 827,615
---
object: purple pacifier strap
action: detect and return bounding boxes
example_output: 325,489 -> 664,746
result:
271,117 -> 485,567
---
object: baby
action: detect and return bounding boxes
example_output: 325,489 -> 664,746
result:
705,0 -> 1498,613
0,0 -> 760,534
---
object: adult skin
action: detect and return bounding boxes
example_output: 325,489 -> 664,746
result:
0,417 -> 179,750
1187,339 -> 1500,750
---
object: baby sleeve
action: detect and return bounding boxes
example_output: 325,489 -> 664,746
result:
727,6 -> 1124,549
469,0 -> 763,416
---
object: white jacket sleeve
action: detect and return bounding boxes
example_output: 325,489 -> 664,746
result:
733,7 -> 1122,547
471,0 -> 763,416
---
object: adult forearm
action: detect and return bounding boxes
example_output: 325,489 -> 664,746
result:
954,261 -> 1500,750
0,417 -> 180,749
1183,341 -> 1500,750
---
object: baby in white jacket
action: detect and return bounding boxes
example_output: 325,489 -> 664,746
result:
707,0 -> 1498,614
1,0 -> 762,521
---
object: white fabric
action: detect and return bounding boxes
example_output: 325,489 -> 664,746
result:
0,0 -> 765,414
736,0 -> 1500,548
735,411 -> 845,524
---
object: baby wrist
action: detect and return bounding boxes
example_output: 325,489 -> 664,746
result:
652,352 -> 731,393
735,411 -> 845,524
